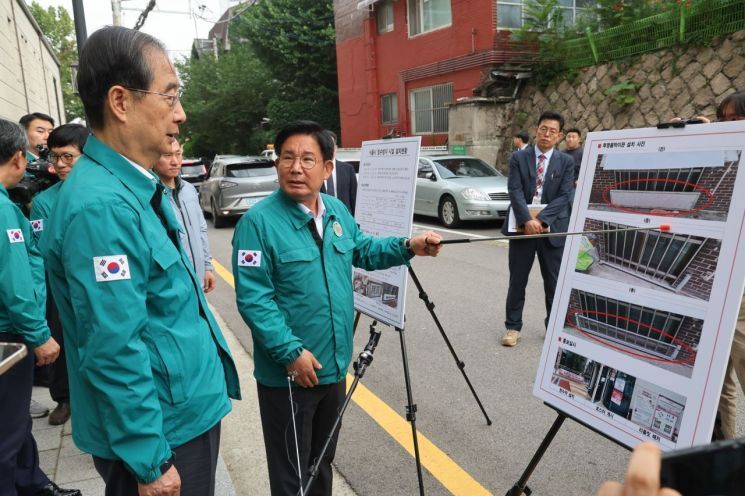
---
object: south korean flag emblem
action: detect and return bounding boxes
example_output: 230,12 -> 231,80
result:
238,250 -> 262,267
6,229 -> 24,243
93,255 -> 131,282
31,219 -> 43,232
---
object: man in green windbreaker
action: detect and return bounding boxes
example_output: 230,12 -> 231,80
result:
41,27 -> 240,496
0,118 -> 80,496
232,120 -> 442,496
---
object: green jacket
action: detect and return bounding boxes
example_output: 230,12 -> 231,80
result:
232,189 -> 412,387
41,135 -> 241,483
30,181 -> 62,239
0,184 -> 50,347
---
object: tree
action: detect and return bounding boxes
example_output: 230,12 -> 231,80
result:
29,2 -> 84,122
177,45 -> 273,159
230,0 -> 339,131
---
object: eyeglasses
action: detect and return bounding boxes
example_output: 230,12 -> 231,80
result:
50,152 -> 81,165
537,126 -> 560,136
124,87 -> 183,107
278,154 -> 318,170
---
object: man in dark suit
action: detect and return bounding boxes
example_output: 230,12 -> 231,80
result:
324,130 -> 358,215
500,110 -> 574,347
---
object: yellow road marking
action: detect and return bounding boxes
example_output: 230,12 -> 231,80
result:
212,259 -> 491,496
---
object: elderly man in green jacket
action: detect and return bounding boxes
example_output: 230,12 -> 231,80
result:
41,27 -> 240,496
233,120 -> 442,496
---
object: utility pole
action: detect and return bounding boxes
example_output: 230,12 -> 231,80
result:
71,0 -> 87,55
112,0 -> 122,26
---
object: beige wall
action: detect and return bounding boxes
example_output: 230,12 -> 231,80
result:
0,0 -> 64,124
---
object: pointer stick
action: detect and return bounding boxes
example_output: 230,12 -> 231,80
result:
438,224 -> 671,244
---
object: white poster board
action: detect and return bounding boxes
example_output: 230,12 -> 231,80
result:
533,122 -> 745,450
352,137 -> 421,328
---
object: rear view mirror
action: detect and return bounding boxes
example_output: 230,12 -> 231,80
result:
428,173 -> 437,181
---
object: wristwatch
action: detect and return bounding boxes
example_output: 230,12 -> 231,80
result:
160,455 -> 175,476
403,238 -> 414,255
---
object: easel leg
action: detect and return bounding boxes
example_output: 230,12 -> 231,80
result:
506,412 -> 567,496
407,266 -> 493,425
396,325 -> 426,496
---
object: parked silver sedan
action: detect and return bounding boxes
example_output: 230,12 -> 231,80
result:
414,155 -> 509,227
199,155 -> 279,227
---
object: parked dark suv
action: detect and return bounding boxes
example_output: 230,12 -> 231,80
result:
180,157 -> 208,190
199,155 -> 279,228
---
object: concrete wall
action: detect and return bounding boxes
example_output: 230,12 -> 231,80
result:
0,0 -> 64,123
449,29 -> 745,172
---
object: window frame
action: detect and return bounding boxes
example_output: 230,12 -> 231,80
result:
407,0 -> 453,38
408,82 -> 453,135
496,0 -> 589,30
377,0 -> 395,34
381,93 -> 398,125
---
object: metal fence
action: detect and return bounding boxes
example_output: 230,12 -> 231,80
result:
559,0 -> 745,69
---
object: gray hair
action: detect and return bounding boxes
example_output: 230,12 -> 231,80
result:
0,119 -> 29,165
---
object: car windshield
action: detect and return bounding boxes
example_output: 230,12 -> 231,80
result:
226,162 -> 275,178
434,158 -> 502,179
181,165 -> 204,175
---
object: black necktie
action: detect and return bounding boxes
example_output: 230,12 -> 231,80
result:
308,218 -> 323,250
151,184 -> 179,247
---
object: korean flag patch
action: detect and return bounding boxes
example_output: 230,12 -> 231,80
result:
6,229 -> 24,243
93,255 -> 131,282
31,219 -> 43,232
238,250 -> 262,267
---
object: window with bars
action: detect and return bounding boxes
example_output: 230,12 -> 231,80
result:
408,0 -> 452,36
377,0 -> 394,33
496,0 -> 592,29
381,93 -> 398,124
601,221 -> 705,287
612,168 -> 705,192
574,291 -> 685,359
410,83 -> 452,134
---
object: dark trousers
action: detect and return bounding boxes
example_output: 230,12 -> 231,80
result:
257,380 -> 346,496
46,287 -> 68,403
0,332 -> 51,495
504,238 -> 564,331
92,422 -> 221,496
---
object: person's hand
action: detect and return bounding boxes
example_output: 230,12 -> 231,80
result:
596,443 -> 681,496
138,465 -> 181,496
34,337 -> 60,366
670,116 -> 711,124
409,231 -> 442,257
523,219 -> 544,235
203,270 -> 216,293
287,349 -> 322,388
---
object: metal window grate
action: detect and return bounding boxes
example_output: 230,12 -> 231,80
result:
612,168 -> 704,192
410,83 -> 452,134
601,221 -> 705,287
575,291 -> 684,359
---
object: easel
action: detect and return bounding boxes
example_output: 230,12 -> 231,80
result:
506,405 -> 631,496
303,265 -> 493,496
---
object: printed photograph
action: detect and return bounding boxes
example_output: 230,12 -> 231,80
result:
587,150 -> 740,221
563,288 -> 702,378
575,218 -> 720,301
551,348 -> 686,443
353,274 -> 400,308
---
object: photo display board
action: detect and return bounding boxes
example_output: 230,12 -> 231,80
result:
352,137 -> 421,329
534,122 -> 745,450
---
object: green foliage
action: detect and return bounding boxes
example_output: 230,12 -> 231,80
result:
177,45 -> 272,159
575,0 -> 669,32
604,80 -> 636,107
29,2 -> 84,121
179,0 -> 339,156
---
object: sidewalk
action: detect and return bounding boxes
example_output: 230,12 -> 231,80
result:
31,304 -> 357,495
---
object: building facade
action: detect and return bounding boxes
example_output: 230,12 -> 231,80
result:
333,0 -> 555,147
0,0 -> 65,123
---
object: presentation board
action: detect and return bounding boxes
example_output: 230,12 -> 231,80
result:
533,122 -> 745,450
352,137 -> 421,329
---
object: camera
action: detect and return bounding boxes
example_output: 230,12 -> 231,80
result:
8,145 -> 59,217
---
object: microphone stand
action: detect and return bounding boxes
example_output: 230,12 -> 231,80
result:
301,321 -> 383,496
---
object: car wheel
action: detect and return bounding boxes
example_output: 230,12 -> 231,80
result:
211,200 -> 228,228
438,195 -> 461,228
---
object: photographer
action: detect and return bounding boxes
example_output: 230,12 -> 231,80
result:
11,114 -> 58,217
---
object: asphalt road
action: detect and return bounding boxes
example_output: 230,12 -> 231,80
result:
204,214 -> 744,496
